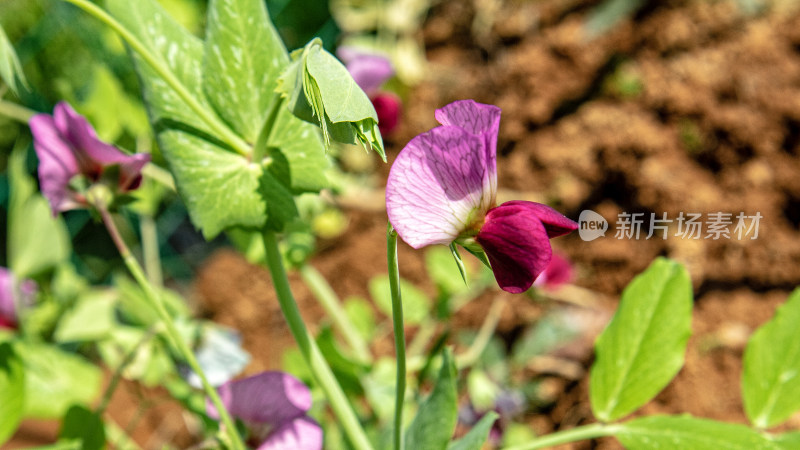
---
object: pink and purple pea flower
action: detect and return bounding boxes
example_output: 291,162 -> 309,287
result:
207,371 -> 322,450
29,101 -> 150,215
386,100 -> 577,293
338,46 -> 401,135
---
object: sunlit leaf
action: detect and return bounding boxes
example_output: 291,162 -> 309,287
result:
278,38 -> 385,160
742,288 -> 800,428
590,258 -> 692,422
615,415 -> 778,449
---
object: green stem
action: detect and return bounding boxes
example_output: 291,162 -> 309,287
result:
140,214 -> 163,288
502,423 -> 621,450
97,326 -> 159,415
0,99 -> 35,123
97,205 -> 246,450
299,264 -> 372,365
261,230 -> 373,450
62,0 -> 251,157
387,225 -> 406,450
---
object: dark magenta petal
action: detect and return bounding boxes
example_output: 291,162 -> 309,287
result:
476,203 -> 553,293
534,252 -> 574,290
209,371 -> 312,425
500,200 -> 578,238
372,92 -> 401,135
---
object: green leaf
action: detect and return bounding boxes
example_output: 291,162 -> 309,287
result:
775,431 -> 800,449
742,288 -> 800,428
278,38 -> 385,160
54,290 -> 117,343
369,275 -> 431,325
447,411 -> 498,450
16,342 -> 102,418
59,405 -> 105,450
512,311 -> 579,367
406,349 -> 458,450
0,342 -> 24,446
615,415 -> 778,449
203,0 -> 286,142
0,24 -> 29,96
107,0 -> 267,239
590,258 -> 692,422
8,146 -> 70,278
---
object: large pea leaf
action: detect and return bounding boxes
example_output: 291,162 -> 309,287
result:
0,342 -> 24,446
590,258 -> 692,422
8,146 -> 70,278
203,0 -> 328,194
15,342 -> 102,418
106,0 -> 266,238
278,38 -> 385,160
405,349 -> 458,450
742,288 -> 800,428
614,415 -> 778,449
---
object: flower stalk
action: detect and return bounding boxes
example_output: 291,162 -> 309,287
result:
95,202 -> 245,450
387,224 -> 406,450
261,229 -> 373,450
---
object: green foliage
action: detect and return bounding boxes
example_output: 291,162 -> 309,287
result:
107,0 -> 327,238
8,146 -> 70,279
278,38 -> 385,160
16,341 -> 101,418
615,415 -> 776,449
344,296 -> 376,341
590,258 -> 692,422
585,0 -> 647,38
0,24 -> 29,96
97,325 -> 174,387
406,349 -> 458,450
742,288 -> 800,428
58,405 -> 105,450
511,311 -> 579,367
447,411 -> 498,450
369,275 -> 431,325
0,342 -> 24,446
53,290 -> 117,342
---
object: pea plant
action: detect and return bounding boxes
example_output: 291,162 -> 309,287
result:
1,0 -> 799,449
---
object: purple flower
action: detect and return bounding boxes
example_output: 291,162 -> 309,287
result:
0,268 -> 37,330
337,46 -> 394,95
207,372 -> 322,450
338,46 -> 402,135
29,102 -> 150,215
533,252 -> 574,290
386,100 -> 577,293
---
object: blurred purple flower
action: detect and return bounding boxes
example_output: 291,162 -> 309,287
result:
0,267 -> 37,330
533,252 -> 574,290
29,102 -> 150,215
386,100 -> 577,293
459,390 -> 525,445
208,372 -> 322,450
338,46 -> 402,135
